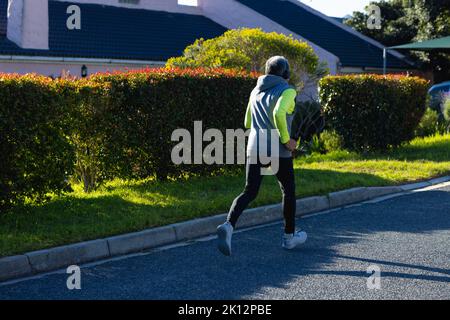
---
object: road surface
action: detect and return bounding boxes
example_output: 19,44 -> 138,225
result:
1,185 -> 449,300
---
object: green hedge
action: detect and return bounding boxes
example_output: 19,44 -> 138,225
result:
0,68 -> 257,208
76,68 -> 257,187
0,75 -> 75,210
2,70 -> 429,210
319,74 -> 429,151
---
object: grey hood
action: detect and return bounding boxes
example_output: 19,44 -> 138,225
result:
255,75 -> 288,92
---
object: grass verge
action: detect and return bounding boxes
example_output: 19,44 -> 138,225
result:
1,134 -> 450,257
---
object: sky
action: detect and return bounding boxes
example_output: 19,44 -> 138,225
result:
299,0 -> 374,17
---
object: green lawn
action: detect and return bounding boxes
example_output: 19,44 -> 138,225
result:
1,134 -> 450,257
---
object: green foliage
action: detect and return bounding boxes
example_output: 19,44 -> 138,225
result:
291,100 -> 325,155
167,28 -> 328,91
292,100 -> 325,141
0,74 -> 75,211
0,68 -> 258,206
319,74 -> 429,152
70,81 -> 113,192
82,68 -> 256,185
320,130 -> 345,153
345,0 -> 450,82
442,95 -> 450,122
344,0 -> 417,47
408,0 -> 450,83
439,95 -> 450,133
414,108 -> 441,137
3,133 -> 450,257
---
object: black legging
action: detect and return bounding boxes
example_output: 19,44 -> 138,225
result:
227,157 -> 296,234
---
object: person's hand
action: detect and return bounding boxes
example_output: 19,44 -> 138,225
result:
284,139 -> 297,152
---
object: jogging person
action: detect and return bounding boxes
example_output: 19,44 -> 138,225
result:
217,56 -> 307,256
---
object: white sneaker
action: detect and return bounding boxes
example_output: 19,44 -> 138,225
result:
282,230 -> 307,250
217,222 -> 234,256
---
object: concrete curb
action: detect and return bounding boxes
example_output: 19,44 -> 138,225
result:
26,239 -> 110,273
107,226 -> 177,257
0,255 -> 32,282
1,175 -> 449,282
400,181 -> 432,191
328,187 -> 368,207
297,196 -> 329,216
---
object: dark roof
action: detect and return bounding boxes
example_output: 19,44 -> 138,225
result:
0,1 -> 227,61
0,0 -> 7,36
330,17 -> 345,24
236,0 -> 410,69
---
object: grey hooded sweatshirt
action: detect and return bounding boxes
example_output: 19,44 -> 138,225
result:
246,75 -> 296,160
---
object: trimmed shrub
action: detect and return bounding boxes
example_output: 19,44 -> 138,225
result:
0,68 -> 258,206
319,74 -> 429,151
0,68 -> 257,205
0,74 -> 75,210
83,68 -> 257,183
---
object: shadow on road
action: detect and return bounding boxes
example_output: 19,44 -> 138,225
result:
1,188 -> 449,299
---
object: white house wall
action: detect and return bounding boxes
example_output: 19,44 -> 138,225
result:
7,0 -> 49,49
0,60 -> 164,77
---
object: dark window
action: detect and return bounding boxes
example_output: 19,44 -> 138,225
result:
0,0 -> 7,36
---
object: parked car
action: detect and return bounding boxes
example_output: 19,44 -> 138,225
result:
428,81 -> 450,112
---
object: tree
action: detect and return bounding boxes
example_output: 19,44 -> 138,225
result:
409,0 -> 450,82
345,0 -> 417,47
345,0 -> 450,82
167,28 -> 328,92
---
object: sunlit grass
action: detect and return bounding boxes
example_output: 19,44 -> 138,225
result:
1,134 -> 450,257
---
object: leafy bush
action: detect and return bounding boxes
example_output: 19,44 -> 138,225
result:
167,28 -> 328,91
442,94 -> 450,122
320,130 -> 344,153
70,81 -> 113,192
291,100 -> 325,142
0,74 -> 75,210
415,108 -> 441,137
291,100 -> 325,155
83,68 -> 257,184
319,74 -> 429,151
439,94 -> 450,133
0,68 -> 257,207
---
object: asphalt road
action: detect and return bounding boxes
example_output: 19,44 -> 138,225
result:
0,186 -> 449,300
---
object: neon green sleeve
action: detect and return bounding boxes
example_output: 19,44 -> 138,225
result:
244,100 -> 252,129
273,88 -> 297,144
